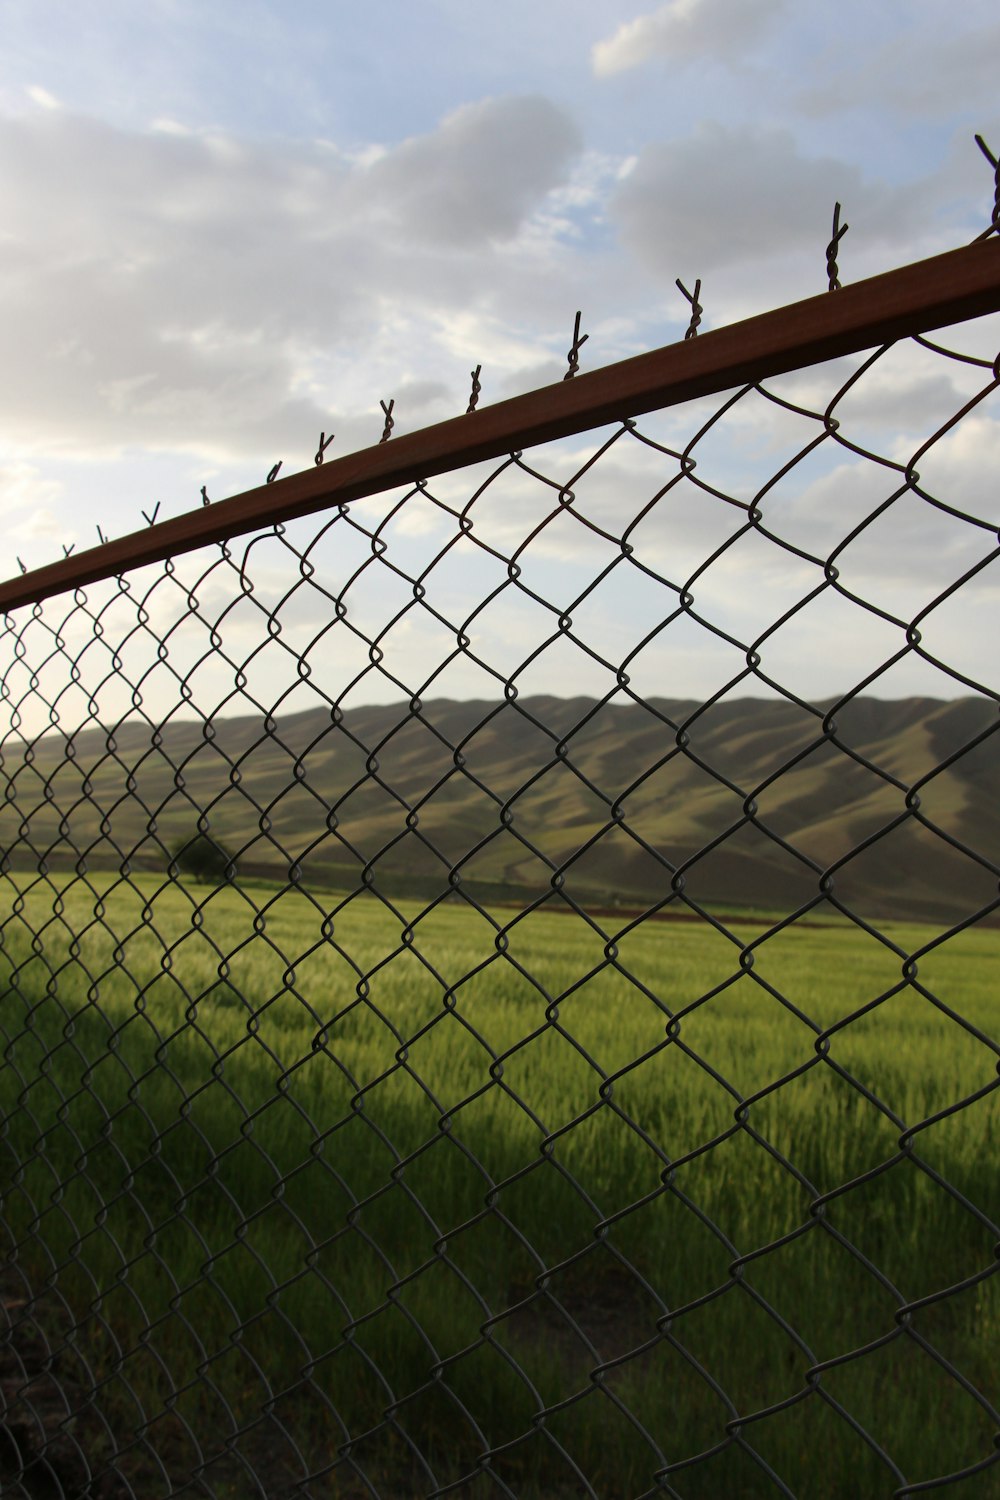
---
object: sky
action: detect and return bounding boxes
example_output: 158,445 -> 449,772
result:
0,0 -> 998,716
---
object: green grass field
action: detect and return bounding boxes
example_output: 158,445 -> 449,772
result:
0,870 -> 997,1497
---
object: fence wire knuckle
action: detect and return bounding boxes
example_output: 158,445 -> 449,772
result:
564,312 -> 588,380
0,215 -> 999,1500
675,277 -> 702,340
827,202 -> 849,292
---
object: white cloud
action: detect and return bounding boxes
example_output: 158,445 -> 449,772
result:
610,121 -> 924,284
150,117 -> 191,136
798,19 -> 1000,117
0,461 -> 71,568
0,95 -> 583,464
592,0 -> 786,77
351,96 -> 580,248
0,461 -> 64,519
758,337 -> 1000,450
10,507 -> 67,544
909,411 -> 1000,529
25,84 -> 59,110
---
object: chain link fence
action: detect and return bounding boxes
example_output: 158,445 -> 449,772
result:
0,226 -> 999,1497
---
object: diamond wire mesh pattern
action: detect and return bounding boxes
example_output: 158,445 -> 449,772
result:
0,311 -> 998,1500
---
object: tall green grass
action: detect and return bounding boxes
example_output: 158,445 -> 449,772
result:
0,870 -> 997,1497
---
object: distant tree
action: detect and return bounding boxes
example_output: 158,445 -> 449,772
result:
171,833 -> 237,885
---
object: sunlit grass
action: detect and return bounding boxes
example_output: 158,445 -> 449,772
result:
0,870 -> 997,1497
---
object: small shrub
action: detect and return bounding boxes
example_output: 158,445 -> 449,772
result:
171,833 -> 237,885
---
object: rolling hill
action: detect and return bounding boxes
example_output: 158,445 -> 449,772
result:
1,694 -> 998,924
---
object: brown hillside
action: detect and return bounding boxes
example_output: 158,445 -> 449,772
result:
1,694 -> 997,924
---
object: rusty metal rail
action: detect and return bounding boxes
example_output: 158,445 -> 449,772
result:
2,239 -> 999,615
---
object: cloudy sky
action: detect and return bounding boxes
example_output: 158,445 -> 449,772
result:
1,0 -> 998,713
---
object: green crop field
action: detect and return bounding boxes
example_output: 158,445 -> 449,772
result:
0,871 -> 997,1497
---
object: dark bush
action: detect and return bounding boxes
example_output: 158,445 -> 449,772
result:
171,833 -> 237,885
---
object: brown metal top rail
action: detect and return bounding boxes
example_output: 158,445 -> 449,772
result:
3,238 -> 999,615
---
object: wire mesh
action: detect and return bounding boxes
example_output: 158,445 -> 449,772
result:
0,291 -> 998,1499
